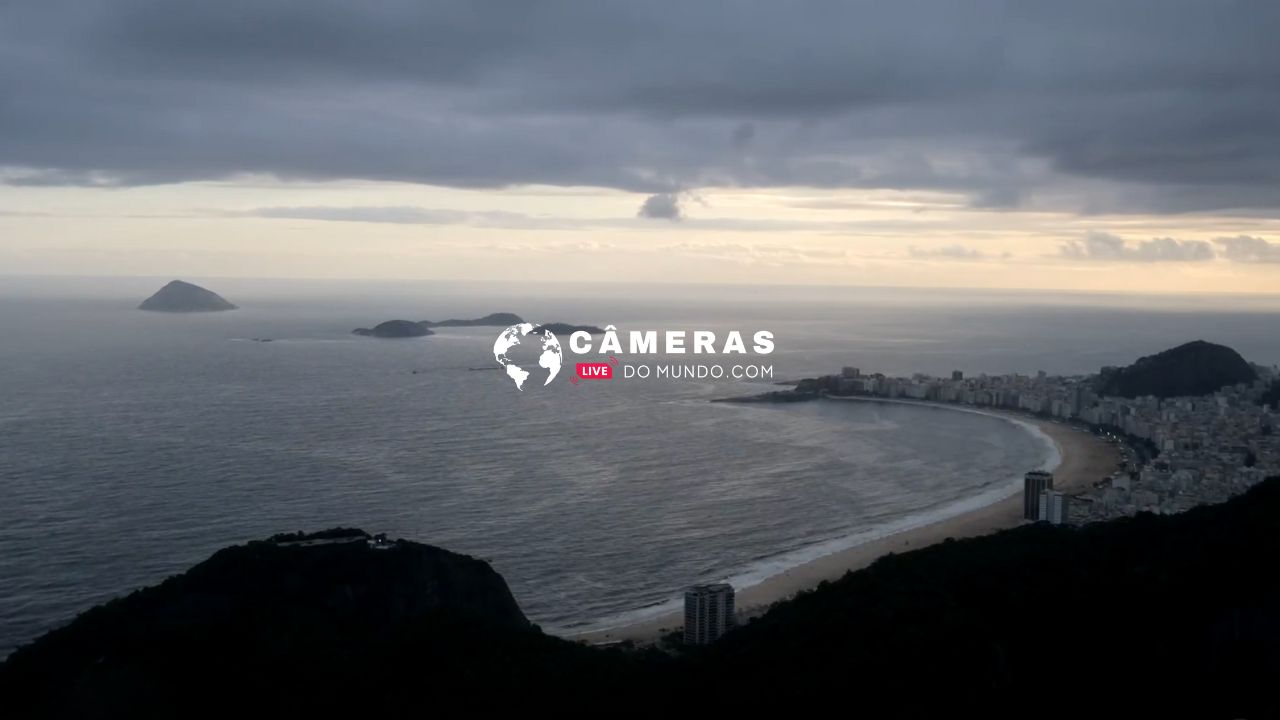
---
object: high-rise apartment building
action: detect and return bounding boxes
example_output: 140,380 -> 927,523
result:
1024,471 -> 1055,520
1038,489 -> 1069,525
683,583 -> 735,645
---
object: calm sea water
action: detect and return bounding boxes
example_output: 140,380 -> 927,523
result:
2,277 -> 1279,656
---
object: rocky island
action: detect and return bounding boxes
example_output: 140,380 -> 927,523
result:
138,280 -> 237,313
535,322 -> 606,335
424,312 -> 524,328
351,320 -> 435,338
353,313 -> 605,338
353,313 -> 520,338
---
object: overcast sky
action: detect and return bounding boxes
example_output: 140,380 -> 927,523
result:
3,0 -> 1280,292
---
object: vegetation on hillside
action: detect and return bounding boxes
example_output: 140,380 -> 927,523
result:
4,480 -> 1280,716
1097,339 -> 1257,398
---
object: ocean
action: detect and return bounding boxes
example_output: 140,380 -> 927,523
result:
2,277 -> 1279,655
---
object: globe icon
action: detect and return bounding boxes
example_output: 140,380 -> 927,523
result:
493,323 -> 563,390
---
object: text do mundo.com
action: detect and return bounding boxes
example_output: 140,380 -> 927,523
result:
567,326 -> 774,384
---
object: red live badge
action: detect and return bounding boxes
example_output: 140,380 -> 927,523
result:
575,362 -> 614,380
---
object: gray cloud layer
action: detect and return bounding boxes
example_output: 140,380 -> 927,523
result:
246,206 -> 536,228
909,245 -> 1004,261
1215,235 -> 1280,263
1059,232 -> 1214,262
1058,231 -> 1261,263
3,1 -> 1279,214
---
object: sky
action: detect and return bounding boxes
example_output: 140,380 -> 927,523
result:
3,0 -> 1280,293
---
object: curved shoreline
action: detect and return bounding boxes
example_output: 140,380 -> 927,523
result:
566,397 -> 1118,645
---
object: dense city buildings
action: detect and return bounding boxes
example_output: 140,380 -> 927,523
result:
805,364 -> 1279,524
684,583 -> 736,645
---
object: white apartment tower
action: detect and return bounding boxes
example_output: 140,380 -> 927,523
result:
1038,489 -> 1070,525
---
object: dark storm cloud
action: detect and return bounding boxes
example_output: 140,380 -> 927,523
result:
970,186 -> 1026,210
637,193 -> 682,221
2,1 -> 1279,213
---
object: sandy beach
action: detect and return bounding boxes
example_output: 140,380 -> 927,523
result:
569,399 -> 1121,645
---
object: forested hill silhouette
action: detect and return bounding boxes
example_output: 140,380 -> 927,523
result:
4,482 -> 1280,717
1097,340 -> 1257,398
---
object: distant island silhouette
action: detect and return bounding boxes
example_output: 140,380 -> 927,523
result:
424,312 -> 524,328
138,280 -> 237,313
534,322 -> 606,335
353,313 -> 605,338
352,320 -> 435,338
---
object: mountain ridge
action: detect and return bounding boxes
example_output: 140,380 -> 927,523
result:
4,479 -> 1280,715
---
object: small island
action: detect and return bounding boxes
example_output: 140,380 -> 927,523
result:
352,320 -> 435,338
534,322 -> 606,335
424,312 -> 524,328
352,313 -> 604,338
138,280 -> 237,313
